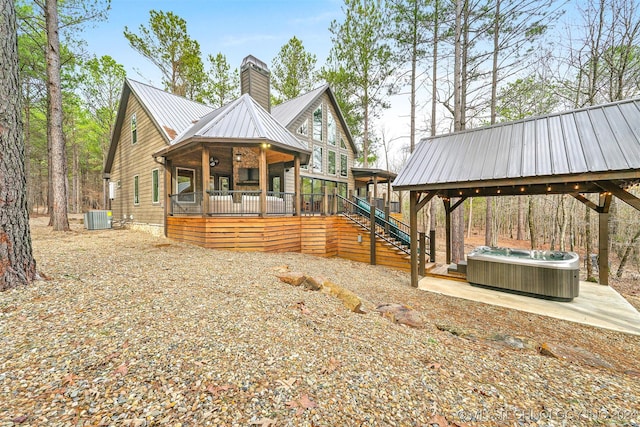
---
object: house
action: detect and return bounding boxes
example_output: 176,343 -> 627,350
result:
103,55 -> 411,269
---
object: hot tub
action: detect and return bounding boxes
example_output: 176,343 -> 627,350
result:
467,246 -> 579,301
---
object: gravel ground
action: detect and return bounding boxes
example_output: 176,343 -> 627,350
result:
1,218 -> 639,426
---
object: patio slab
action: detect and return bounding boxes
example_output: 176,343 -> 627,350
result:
418,276 -> 640,336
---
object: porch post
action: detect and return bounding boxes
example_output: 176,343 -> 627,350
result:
259,146 -> 268,216
163,159 -> 172,237
409,191 -> 418,287
373,175 -> 379,199
201,145 -> 209,215
294,156 -> 301,215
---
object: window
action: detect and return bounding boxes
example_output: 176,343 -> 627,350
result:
313,145 -> 323,172
340,137 -> 347,149
133,175 -> 139,205
328,112 -> 336,145
340,154 -> 348,177
328,150 -> 336,175
177,167 -> 196,202
131,113 -> 137,145
152,169 -> 160,204
313,105 -> 322,141
297,120 -> 308,136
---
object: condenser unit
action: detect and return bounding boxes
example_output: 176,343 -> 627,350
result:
84,210 -> 112,230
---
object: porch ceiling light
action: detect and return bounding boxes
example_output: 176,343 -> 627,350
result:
235,152 -> 242,162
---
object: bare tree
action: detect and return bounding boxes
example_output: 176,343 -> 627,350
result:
0,0 -> 38,289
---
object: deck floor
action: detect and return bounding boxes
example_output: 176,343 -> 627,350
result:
418,274 -> 640,336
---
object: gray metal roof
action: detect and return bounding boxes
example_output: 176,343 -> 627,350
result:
127,79 -> 214,141
271,84 -> 359,154
272,84 -> 327,127
394,98 -> 640,192
173,93 -> 309,154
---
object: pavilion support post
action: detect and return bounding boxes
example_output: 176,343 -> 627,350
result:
429,229 -> 436,262
322,186 -> 329,216
383,193 -> 389,234
294,156 -> 301,215
598,193 -> 612,285
444,198 -> 451,264
410,191 -> 418,287
370,194 -> 376,265
259,146 -> 267,217
332,187 -> 338,214
201,145 -> 209,216
419,232 -> 426,276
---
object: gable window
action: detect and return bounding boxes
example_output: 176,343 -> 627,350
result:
152,169 -> 160,204
177,167 -> 196,202
313,145 -> 323,172
328,150 -> 336,175
328,112 -> 336,145
133,175 -> 139,205
340,137 -> 347,149
340,153 -> 348,177
298,120 -> 308,136
313,105 -> 322,141
131,113 -> 137,145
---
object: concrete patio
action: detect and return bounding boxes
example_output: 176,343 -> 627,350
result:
419,275 -> 640,336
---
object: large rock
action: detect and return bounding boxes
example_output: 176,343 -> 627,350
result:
276,272 -> 306,286
375,303 -> 424,328
537,342 -> 614,370
322,280 -> 365,313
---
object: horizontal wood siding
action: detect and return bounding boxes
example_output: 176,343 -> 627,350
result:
166,215 -> 410,271
110,94 -> 166,225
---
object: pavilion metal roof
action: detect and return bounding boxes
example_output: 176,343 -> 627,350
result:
394,98 -> 640,195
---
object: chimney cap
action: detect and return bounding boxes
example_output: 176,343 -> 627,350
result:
241,55 -> 269,72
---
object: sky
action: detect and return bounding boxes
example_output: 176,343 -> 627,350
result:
82,0 -> 414,166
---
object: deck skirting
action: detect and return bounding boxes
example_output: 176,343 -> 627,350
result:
166,215 -> 410,271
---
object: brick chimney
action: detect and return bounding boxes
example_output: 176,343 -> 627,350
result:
240,55 -> 271,112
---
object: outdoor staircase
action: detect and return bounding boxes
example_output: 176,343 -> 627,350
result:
338,196 -> 429,262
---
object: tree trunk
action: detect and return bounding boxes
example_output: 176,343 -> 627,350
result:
450,0 -> 464,263
0,0 -> 38,290
45,0 -> 69,231
431,0 -> 439,140
517,196 -> 525,241
485,197 -> 492,245
528,196 -> 536,249
467,198 -> 473,238
616,229 -> 640,278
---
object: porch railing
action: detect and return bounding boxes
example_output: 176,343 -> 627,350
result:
207,190 -> 295,216
170,192 -> 203,215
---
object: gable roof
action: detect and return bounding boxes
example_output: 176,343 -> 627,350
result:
155,94 -> 310,160
393,97 -> 640,194
104,79 -> 214,174
272,84 -> 359,154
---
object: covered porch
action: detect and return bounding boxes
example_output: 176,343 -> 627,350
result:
152,94 -> 311,220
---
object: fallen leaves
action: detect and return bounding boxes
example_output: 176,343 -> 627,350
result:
294,301 -> 312,315
321,357 -> 341,374
251,418 -> 277,426
276,377 -> 297,390
286,394 -> 317,416
113,362 -> 128,376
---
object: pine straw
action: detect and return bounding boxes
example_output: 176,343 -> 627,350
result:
1,217 -> 638,426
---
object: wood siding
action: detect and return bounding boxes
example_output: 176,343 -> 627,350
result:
109,94 -> 166,225
166,215 -> 409,271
